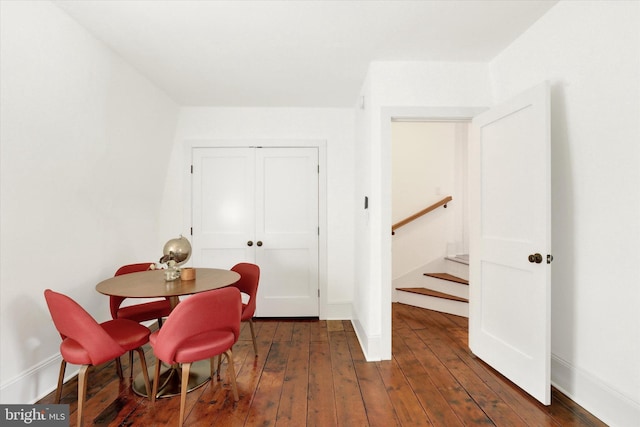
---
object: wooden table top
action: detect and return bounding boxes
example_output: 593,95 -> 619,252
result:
95,268 -> 240,299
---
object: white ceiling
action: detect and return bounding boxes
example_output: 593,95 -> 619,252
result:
54,0 -> 558,107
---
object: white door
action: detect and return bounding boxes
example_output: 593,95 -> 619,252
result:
191,146 -> 319,317
468,82 -> 552,405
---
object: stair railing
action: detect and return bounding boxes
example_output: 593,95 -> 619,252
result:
392,196 -> 452,235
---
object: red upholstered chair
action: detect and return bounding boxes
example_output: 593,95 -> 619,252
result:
110,263 -> 172,378
149,287 -> 242,427
110,263 -> 172,326
44,289 -> 152,427
230,262 -> 260,355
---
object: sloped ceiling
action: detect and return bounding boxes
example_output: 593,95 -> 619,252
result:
55,0 -> 558,107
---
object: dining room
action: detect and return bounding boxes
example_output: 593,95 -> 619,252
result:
1,1 -> 639,426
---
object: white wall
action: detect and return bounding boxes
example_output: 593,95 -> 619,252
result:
490,2 -> 640,425
157,107 -> 356,319
0,1 -> 179,403
354,61 -> 491,360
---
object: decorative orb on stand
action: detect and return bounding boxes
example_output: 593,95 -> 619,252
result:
159,235 -> 192,281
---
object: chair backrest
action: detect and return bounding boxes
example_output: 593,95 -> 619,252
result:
230,263 -> 260,318
114,263 -> 155,277
109,263 -> 155,318
44,289 -> 124,365
153,287 -> 241,364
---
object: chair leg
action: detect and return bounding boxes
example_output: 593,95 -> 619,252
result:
134,347 -> 152,398
209,357 -> 216,382
55,360 -> 66,404
129,350 -> 134,380
77,365 -> 89,427
115,356 -> 124,379
224,350 -> 239,402
217,355 -> 222,380
179,362 -> 192,427
157,317 -> 163,328
151,358 -> 162,403
249,319 -> 258,356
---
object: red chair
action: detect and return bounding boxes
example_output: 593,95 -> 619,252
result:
230,262 -> 260,355
110,263 -> 172,326
44,289 -> 152,427
149,287 -> 242,427
110,263 -> 172,378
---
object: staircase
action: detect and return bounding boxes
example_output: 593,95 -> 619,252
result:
396,254 -> 469,317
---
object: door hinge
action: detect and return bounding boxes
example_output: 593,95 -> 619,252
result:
318,289 -> 320,298
317,226 -> 320,236
190,165 -> 193,174
190,227 -> 193,236
317,165 -> 320,174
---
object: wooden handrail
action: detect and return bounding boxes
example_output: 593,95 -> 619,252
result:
392,196 -> 452,234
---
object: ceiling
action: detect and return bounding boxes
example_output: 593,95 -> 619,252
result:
54,0 -> 558,107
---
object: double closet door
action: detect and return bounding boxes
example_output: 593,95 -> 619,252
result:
191,147 -> 319,317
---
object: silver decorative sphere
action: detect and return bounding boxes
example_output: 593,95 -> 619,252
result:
161,235 -> 192,266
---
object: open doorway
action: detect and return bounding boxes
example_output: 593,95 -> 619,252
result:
391,120 -> 471,316
379,107 -> 484,359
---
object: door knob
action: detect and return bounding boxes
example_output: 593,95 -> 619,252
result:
528,253 -> 543,264
256,241 -> 263,247
247,241 -> 253,247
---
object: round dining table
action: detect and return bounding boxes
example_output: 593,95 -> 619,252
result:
96,267 -> 241,398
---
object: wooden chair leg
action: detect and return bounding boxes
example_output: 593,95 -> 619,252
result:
134,347 -> 151,398
217,355 -> 222,380
224,350 -> 239,402
249,319 -> 258,356
179,362 -> 192,427
128,350 -> 134,380
209,357 -> 217,383
151,358 -> 162,403
115,356 -> 124,379
55,360 -> 66,404
77,365 -> 89,427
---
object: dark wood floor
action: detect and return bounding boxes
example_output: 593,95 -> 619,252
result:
38,303 -> 607,426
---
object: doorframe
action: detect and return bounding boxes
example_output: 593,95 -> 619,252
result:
380,107 -> 486,357
182,138 -> 328,319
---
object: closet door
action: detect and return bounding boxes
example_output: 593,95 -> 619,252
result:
255,147 -> 319,317
192,147 -> 255,268
191,146 -> 319,317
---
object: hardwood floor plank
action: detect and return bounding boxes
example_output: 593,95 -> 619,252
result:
328,330 -> 369,426
273,321 -> 295,342
276,330 -> 310,427
309,320 -> 329,342
345,328 -> 367,363
394,324 -> 493,425
377,359 -> 433,426
307,341 -> 338,426
353,361 -> 401,427
392,329 -> 466,427
244,342 -> 290,426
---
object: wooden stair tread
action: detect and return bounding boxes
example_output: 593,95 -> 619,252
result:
424,272 -> 469,285
397,287 -> 469,303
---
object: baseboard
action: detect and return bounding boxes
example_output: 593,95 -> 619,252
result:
351,317 -> 381,362
551,354 -> 640,427
0,353 -> 78,404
